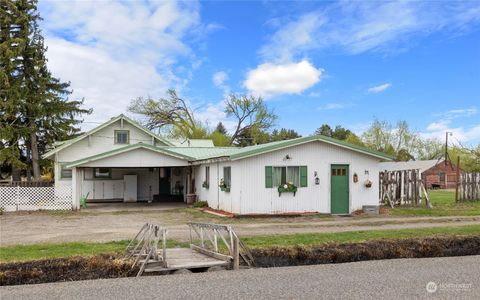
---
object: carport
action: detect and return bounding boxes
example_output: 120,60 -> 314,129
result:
67,144 -> 197,208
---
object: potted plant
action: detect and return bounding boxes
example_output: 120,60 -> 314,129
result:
202,181 -> 209,189
277,182 -> 298,196
364,179 -> 372,188
219,178 -> 230,192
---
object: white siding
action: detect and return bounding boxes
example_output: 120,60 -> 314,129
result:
56,120 -> 162,162
196,141 -> 380,214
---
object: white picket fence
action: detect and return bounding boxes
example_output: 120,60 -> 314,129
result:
0,185 -> 73,212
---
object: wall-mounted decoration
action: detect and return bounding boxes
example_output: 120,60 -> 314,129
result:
353,173 -> 358,183
314,171 -> 320,185
364,179 -> 372,188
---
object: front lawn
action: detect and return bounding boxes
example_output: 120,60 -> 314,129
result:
2,225 -> 479,263
389,190 -> 480,216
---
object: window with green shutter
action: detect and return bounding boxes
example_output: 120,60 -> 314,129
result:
266,166 -> 307,188
300,166 -> 308,187
265,166 -> 273,188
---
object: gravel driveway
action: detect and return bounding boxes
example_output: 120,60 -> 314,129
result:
1,207 -> 478,246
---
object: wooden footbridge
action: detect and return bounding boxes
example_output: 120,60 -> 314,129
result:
125,222 -> 255,276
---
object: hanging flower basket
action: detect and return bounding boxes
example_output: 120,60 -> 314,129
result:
278,182 -> 297,196
364,180 -> 372,188
202,181 -> 209,189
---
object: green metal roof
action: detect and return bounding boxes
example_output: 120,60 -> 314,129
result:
42,114 -> 174,159
66,135 -> 392,168
164,146 -> 237,160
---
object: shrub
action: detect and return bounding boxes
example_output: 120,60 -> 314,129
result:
193,200 -> 209,208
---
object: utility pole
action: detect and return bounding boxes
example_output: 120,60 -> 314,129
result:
445,131 -> 452,166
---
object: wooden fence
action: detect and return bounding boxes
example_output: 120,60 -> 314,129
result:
457,172 -> 480,201
379,169 -> 431,208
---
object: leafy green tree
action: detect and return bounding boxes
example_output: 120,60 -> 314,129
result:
449,144 -> 480,172
314,124 -> 356,141
1,0 -> 90,180
129,89 -> 208,139
315,124 -> 333,137
270,128 -> 301,141
224,93 -> 277,146
208,131 -> 230,147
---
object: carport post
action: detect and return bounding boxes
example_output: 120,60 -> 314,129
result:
71,167 -> 81,210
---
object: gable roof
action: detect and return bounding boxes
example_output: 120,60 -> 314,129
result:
379,159 -> 444,173
66,143 -> 195,168
224,135 -> 394,161
42,114 -> 174,158
65,135 -> 392,168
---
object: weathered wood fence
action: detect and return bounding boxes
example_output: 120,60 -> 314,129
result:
457,172 -> 480,201
379,169 -> 431,208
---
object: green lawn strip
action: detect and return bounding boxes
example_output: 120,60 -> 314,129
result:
0,239 -> 188,263
2,225 -> 479,263
241,224 -> 480,249
389,190 -> 480,216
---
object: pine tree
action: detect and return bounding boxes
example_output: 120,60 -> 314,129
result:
1,0 -> 91,180
214,122 -> 227,135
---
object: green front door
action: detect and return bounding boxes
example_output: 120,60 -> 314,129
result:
331,164 -> 349,214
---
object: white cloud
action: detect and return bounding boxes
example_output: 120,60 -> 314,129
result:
195,102 -> 237,132
39,1 -> 206,128
212,71 -> 229,88
260,13 -> 325,62
422,107 -> 480,144
244,60 -> 323,97
260,2 -> 480,61
367,83 -> 392,93
318,102 -> 355,110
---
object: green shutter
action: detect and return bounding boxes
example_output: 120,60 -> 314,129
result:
300,166 -> 308,187
265,166 -> 273,188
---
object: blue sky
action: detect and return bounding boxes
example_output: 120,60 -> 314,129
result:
38,1 -> 480,145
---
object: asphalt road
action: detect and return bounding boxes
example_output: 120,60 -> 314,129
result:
1,256 -> 479,300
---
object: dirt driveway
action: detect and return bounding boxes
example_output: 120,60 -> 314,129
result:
1,204 -> 479,246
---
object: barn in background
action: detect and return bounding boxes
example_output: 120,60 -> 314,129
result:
380,159 -> 463,189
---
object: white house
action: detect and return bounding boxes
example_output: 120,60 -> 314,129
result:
43,115 -> 392,215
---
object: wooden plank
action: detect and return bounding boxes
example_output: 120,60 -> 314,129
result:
190,244 -> 233,262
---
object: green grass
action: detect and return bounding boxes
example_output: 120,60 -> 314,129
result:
389,190 -> 480,216
2,225 -> 479,263
241,224 -> 480,249
0,239 -> 188,263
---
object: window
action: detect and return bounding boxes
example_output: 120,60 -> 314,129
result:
223,167 -> 231,187
266,166 -> 307,188
60,164 -> 72,179
273,166 -> 300,187
115,130 -> 129,144
439,172 -> 445,182
94,168 -> 111,178
205,166 -> 210,185
332,168 -> 347,176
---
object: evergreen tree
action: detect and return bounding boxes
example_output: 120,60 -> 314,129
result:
0,0 -> 90,180
271,128 -> 301,141
214,122 -> 227,135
